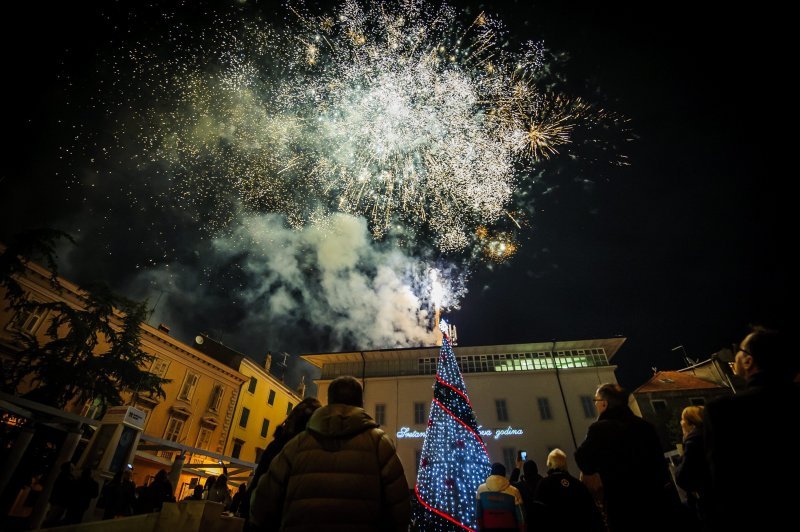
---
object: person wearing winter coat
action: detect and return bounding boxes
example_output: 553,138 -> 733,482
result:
675,405 -> 710,528
535,448 -> 604,532
250,376 -> 410,532
475,462 -> 525,531
575,383 -> 677,532
241,397 -> 321,526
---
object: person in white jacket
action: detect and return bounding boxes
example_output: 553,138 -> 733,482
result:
475,462 -> 525,531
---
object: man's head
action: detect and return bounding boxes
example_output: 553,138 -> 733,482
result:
522,459 -> 538,479
546,448 -> 568,471
594,383 -> 629,415
328,376 -> 364,407
490,462 -> 506,477
734,325 -> 789,380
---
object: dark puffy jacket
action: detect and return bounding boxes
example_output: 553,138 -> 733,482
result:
250,403 -> 410,532
575,406 -> 675,532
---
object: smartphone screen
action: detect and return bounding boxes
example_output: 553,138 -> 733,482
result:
521,451 -> 527,461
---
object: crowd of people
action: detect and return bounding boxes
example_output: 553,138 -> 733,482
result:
30,324 -> 796,531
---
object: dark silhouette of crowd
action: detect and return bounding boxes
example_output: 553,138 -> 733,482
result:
28,324 -> 795,531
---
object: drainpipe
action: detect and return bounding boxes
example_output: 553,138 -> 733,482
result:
551,340 -> 578,449
360,351 -> 367,397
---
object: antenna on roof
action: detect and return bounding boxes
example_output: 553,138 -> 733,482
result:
277,352 -> 290,382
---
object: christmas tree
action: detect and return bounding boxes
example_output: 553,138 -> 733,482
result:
414,319 -> 491,531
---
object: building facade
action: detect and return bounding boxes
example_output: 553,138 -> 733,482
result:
633,364 -> 734,451
302,337 -> 625,486
0,256 -> 249,498
225,356 -> 302,464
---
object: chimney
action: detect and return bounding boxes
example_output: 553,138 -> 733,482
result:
296,375 -> 306,398
158,323 -> 170,334
265,352 -> 272,374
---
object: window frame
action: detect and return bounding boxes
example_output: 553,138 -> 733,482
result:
580,395 -> 596,418
537,397 -> 553,420
375,403 -> 386,425
8,301 -> 48,335
495,399 -> 509,422
208,384 -> 224,412
177,371 -> 199,402
164,416 -> 184,442
414,402 -> 426,425
196,427 -> 212,450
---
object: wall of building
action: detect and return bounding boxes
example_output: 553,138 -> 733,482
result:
0,259 -> 248,499
226,358 -> 302,463
316,364 -> 617,487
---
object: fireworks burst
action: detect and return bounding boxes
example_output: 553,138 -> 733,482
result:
111,0 -> 607,252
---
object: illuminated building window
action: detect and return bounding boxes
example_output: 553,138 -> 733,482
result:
239,407 -> 250,428
537,397 -> 552,420
495,399 -> 509,422
164,417 -> 184,442
322,348 -> 611,378
580,395 -> 595,418
178,371 -> 199,401
196,428 -> 212,450
260,418 -> 270,438
248,376 -> 258,394
375,403 -> 386,425
267,389 -> 276,406
414,402 -> 426,424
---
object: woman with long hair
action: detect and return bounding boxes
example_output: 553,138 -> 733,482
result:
241,397 -> 322,525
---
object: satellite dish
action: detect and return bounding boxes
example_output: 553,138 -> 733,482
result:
195,335 -> 204,345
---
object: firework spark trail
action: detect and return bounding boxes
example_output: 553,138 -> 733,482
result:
114,0 -> 612,253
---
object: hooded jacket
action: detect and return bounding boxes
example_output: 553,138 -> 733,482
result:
250,403 -> 410,532
476,475 -> 525,531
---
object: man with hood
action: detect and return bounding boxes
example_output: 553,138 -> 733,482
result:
251,375 -> 410,531
475,462 -> 525,531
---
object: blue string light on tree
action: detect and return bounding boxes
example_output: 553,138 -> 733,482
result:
413,319 -> 490,531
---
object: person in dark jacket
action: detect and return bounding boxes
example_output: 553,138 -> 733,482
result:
511,460 -> 544,526
229,482 -> 247,516
575,383 -> 676,532
100,468 -> 136,519
535,448 -> 604,532
44,462 -> 74,526
675,405 -> 710,529
241,397 -> 321,526
251,376 -> 410,531
704,325 -> 799,531
64,467 -> 99,524
138,469 -> 174,513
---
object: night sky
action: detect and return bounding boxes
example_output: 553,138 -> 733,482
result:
2,1 -> 788,391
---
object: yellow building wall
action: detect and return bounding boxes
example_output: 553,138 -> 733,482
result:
0,259 -> 248,497
226,357 -> 303,463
